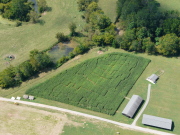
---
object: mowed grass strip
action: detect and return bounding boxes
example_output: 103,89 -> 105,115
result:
26,52 -> 150,115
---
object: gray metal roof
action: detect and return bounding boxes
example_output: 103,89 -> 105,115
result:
23,95 -> 29,99
29,96 -> 34,100
122,95 -> 143,118
147,74 -> 159,83
142,114 -> 172,130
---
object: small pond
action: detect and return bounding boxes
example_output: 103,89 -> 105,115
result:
48,43 -> 74,63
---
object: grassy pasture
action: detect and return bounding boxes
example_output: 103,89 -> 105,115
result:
156,0 -> 180,12
98,0 -> 117,22
26,52 -> 150,115
0,0 -> 85,72
62,119 -> 152,135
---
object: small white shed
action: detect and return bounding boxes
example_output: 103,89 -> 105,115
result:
11,97 -> 15,100
146,74 -> 159,84
16,97 -> 21,100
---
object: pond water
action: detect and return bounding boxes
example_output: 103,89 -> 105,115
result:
48,43 -> 74,63
28,0 -> 39,13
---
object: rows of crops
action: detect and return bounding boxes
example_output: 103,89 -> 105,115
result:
26,53 -> 150,115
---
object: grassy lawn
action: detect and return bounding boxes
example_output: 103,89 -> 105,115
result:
98,0 -> 117,22
0,0 -> 85,72
0,101 -> 151,135
1,47 -> 179,134
62,120 -> 151,135
156,0 -> 180,12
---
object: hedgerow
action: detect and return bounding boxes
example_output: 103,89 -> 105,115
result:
26,52 -> 150,115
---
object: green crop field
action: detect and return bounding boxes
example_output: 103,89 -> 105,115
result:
0,0 -> 85,72
26,52 -> 150,115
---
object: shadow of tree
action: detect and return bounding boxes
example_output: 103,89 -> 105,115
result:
38,19 -> 45,25
46,7 -> 52,12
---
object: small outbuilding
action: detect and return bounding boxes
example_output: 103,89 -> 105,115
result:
142,114 -> 172,130
23,95 -> 29,99
146,74 -> 159,84
11,97 -> 15,100
29,96 -> 34,100
122,95 -> 143,118
16,96 -> 21,100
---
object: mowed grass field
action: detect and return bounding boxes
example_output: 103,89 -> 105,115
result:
0,0 -> 179,134
98,0 -> 117,22
156,0 -> 180,12
0,101 -> 151,135
1,47 -> 179,134
26,53 -> 150,115
0,0 -> 85,72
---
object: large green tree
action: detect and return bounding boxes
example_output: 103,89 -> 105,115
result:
3,0 -> 31,21
38,0 -> 47,13
0,66 -> 16,88
77,0 -> 98,11
162,18 -> 180,36
18,61 -> 34,80
89,11 -> 111,30
142,37 -> 156,54
69,22 -> 77,36
0,0 -> 11,4
56,32 -> 69,42
30,49 -> 51,71
157,33 -> 180,56
29,10 -> 39,23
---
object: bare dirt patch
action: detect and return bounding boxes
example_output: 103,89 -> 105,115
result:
97,51 -> 103,54
119,30 -> 124,36
42,12 -> 47,16
0,102 -> 83,135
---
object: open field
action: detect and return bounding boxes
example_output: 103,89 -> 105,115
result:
0,0 -> 179,134
0,0 -> 85,72
156,0 -> 180,12
0,47 -> 179,134
98,0 -> 117,22
26,53 -> 150,115
0,101 -> 151,135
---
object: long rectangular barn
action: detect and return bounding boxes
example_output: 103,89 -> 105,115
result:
122,95 -> 143,118
142,114 -> 172,130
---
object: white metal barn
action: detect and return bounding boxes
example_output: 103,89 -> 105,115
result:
122,95 -> 143,118
142,114 -> 172,130
146,74 -> 159,84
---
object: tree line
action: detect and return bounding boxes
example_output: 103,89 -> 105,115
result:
0,50 -> 52,88
115,0 -> 180,56
0,0 -> 47,22
76,0 -> 117,48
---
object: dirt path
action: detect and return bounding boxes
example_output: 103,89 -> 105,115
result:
0,97 -> 175,135
132,84 -> 151,126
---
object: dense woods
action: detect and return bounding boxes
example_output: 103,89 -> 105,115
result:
116,0 -> 180,56
0,0 -> 31,21
0,0 -> 47,21
77,0 -> 116,47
